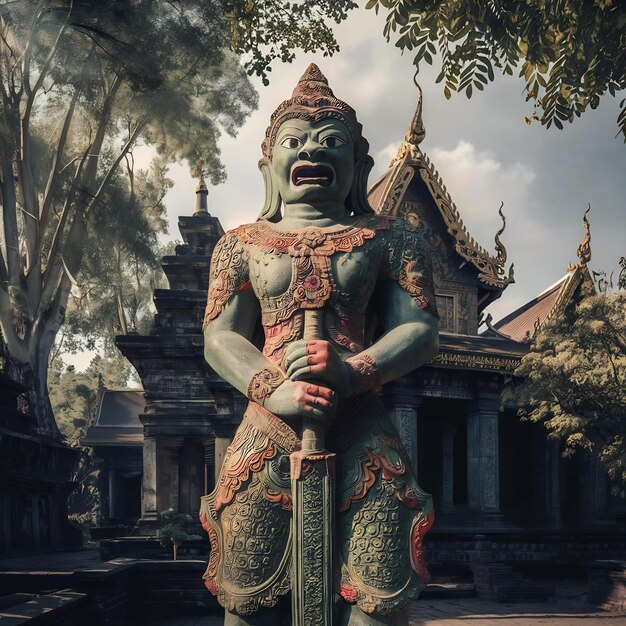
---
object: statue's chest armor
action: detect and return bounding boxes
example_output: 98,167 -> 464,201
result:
249,249 -> 379,302
237,219 -> 387,326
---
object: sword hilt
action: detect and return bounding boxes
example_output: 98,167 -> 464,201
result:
302,309 -> 328,453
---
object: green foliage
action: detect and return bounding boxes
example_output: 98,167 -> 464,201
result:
59,158 -> 173,358
158,508 -> 202,560
0,0 -> 354,433
367,0 -> 626,139
224,0 -> 358,85
515,290 -> 626,493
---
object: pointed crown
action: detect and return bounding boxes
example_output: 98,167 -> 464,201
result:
262,64 -> 369,161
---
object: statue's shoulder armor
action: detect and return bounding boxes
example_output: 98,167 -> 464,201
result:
202,227 -> 251,329
383,218 -> 439,319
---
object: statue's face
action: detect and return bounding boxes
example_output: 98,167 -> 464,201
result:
271,118 -> 355,207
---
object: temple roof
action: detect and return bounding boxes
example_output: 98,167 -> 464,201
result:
491,208 -> 594,343
367,80 -> 514,292
492,273 -> 572,343
82,389 -> 145,447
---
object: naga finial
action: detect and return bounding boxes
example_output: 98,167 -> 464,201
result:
493,202 -> 508,266
406,71 -> 426,147
390,71 -> 425,165
577,204 -> 592,267
568,204 -> 592,271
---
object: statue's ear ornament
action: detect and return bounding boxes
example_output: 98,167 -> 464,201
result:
347,155 -> 375,216
257,158 -> 282,222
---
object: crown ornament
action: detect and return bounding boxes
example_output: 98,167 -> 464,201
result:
261,63 -> 369,161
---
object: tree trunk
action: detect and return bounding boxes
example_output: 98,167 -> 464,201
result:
0,290 -> 64,440
29,325 -> 61,439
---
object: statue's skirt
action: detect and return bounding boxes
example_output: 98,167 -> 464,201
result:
199,392 -> 434,617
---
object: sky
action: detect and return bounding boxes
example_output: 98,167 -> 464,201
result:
157,7 -> 625,326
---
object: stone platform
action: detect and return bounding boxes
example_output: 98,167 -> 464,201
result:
2,550 -> 626,625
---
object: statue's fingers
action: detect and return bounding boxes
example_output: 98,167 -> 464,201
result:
284,339 -> 307,361
284,346 -> 308,371
304,393 -> 332,411
303,402 -> 332,424
286,355 -> 312,379
311,386 -> 334,401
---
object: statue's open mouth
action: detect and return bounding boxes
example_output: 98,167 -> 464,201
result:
291,164 -> 334,187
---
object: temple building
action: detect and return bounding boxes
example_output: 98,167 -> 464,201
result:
105,86 -> 620,553
82,389 -> 145,523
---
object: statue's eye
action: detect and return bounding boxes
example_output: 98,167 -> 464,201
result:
280,136 -> 303,149
320,135 -> 346,148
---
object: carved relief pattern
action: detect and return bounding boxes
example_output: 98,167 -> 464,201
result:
262,312 -> 304,367
237,218 -> 381,257
199,512 -> 220,596
346,354 -> 381,395
201,394 -> 434,616
416,156 -> 514,288
388,220 -> 439,319
339,477 -> 428,615
436,295 -> 455,333
326,310 -> 364,354
213,421 -> 277,512
432,351 -> 520,372
299,463 -> 326,625
219,473 -> 292,614
203,231 -> 250,329
241,218 -> 384,327
410,510 -> 435,583
247,367 -> 285,406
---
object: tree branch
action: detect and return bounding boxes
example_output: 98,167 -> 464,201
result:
38,86 -> 81,249
84,120 -> 145,216
0,157 -> 21,285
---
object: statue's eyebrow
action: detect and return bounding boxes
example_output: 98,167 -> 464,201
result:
276,125 -> 306,137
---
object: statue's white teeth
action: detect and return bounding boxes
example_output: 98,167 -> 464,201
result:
292,165 -> 333,187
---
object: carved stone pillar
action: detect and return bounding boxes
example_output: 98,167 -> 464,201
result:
546,438 -> 562,527
581,451 -> 607,525
467,395 -> 500,513
141,435 -> 158,522
157,437 -> 184,512
108,469 -> 117,519
442,425 -> 457,512
384,379 -> 422,478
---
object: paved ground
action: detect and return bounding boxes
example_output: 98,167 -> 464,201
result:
144,598 -> 626,625
3,551 -> 626,625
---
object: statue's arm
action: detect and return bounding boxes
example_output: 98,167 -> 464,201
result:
203,231 -> 335,421
346,222 -> 439,392
360,280 -> 439,386
285,221 -> 439,396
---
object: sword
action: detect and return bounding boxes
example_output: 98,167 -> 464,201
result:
290,308 -> 336,626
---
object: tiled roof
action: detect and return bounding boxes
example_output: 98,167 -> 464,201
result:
493,273 -> 572,343
82,389 -> 144,447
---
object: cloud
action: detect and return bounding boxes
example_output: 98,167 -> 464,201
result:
429,140 -> 536,227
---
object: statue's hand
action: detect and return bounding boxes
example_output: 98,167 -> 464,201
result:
263,379 -> 336,425
284,340 -> 351,397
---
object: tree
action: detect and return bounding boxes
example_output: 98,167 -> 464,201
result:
58,159 -> 174,358
366,0 -> 626,139
158,508 -> 202,561
515,289 -> 626,493
0,0 -> 356,437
